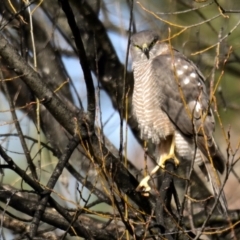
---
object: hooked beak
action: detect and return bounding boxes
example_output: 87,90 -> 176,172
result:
142,43 -> 149,59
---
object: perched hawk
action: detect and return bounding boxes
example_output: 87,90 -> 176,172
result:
130,30 -> 226,212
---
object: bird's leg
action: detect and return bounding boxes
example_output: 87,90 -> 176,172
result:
136,160 -> 162,196
136,135 -> 179,196
136,164 -> 160,194
158,135 -> 180,168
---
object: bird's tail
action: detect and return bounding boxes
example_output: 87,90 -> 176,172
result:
203,161 -> 228,215
197,136 -> 227,213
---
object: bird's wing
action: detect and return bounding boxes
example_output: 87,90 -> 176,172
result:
151,50 -> 212,135
151,49 -> 225,173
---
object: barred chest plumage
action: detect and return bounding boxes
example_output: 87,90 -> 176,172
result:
132,60 -> 174,144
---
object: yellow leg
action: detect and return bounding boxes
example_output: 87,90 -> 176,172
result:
158,137 -> 179,168
136,135 -> 179,195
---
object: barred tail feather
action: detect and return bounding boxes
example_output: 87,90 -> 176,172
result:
204,162 -> 228,215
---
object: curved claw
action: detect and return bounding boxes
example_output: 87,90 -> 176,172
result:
159,154 -> 179,168
136,176 -> 151,196
136,154 -> 179,196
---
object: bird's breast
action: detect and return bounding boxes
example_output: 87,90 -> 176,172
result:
132,62 -> 174,143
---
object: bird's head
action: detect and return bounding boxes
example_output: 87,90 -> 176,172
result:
130,30 -> 159,61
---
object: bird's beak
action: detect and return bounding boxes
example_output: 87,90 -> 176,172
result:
142,43 -> 149,59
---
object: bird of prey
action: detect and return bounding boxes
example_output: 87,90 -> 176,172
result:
130,30 -> 227,212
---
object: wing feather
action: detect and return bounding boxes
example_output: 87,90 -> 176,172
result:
151,49 -> 224,172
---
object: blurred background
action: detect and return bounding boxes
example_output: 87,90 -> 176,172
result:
0,0 -> 240,239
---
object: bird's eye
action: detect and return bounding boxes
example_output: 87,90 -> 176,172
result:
135,45 -> 141,49
149,39 -> 157,49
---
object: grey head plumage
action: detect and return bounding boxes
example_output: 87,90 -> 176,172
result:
130,30 -> 161,61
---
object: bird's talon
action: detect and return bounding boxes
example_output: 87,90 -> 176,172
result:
159,163 -> 166,169
160,154 -> 179,169
137,189 -> 150,197
174,158 -> 180,167
136,176 -> 151,196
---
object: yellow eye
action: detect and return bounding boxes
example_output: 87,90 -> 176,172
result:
149,39 -> 156,49
135,45 -> 141,49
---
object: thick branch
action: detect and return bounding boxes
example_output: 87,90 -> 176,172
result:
0,33 -> 83,137
0,186 -> 119,239
0,32 -> 153,217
